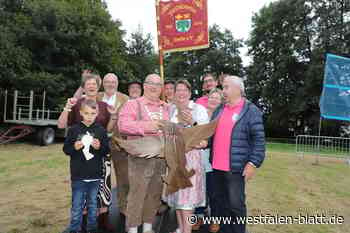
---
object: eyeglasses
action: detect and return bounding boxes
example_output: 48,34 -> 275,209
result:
145,81 -> 163,87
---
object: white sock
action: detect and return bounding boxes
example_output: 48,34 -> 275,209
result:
128,227 -> 138,233
143,222 -> 153,232
176,228 -> 181,233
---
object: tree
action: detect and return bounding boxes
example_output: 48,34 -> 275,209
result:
164,24 -> 244,96
125,26 -> 158,84
0,0 -> 130,107
246,0 -> 350,137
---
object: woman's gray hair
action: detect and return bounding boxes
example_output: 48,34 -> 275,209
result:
224,75 -> 245,96
80,73 -> 102,88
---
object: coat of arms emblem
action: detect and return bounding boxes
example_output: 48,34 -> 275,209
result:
175,13 -> 192,33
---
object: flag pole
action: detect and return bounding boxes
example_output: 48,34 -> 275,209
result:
156,0 -> 165,100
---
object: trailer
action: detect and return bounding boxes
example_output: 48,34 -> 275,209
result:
1,90 -> 63,145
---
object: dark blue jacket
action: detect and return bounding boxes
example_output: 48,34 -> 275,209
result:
63,122 -> 110,181
209,100 -> 266,173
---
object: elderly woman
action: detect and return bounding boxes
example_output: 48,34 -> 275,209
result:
162,79 -> 209,233
58,72 -> 117,232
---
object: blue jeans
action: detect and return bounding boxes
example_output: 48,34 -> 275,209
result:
212,170 -> 246,233
69,180 -> 100,232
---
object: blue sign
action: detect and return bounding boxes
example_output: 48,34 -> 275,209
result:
320,53 -> 350,121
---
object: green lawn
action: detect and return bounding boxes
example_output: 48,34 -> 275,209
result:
268,142 -> 350,159
267,142 -> 295,153
0,142 -> 349,233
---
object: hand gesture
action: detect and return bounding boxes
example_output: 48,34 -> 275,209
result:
107,105 -> 118,116
82,69 -> 92,77
74,141 -> 84,150
65,97 -> 77,109
194,140 -> 208,149
91,138 -> 101,150
150,120 -> 164,132
181,109 -> 194,125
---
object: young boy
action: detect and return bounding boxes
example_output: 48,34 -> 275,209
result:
63,99 -> 110,233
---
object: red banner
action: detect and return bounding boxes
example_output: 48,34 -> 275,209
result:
157,0 -> 209,53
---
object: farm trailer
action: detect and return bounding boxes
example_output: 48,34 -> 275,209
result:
1,90 -> 64,145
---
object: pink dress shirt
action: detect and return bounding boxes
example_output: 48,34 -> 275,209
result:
118,96 -> 170,138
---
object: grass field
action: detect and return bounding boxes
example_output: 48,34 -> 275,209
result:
0,142 -> 349,233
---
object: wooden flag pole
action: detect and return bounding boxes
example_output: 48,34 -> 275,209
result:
156,0 -> 165,100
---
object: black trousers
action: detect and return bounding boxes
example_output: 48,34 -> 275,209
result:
212,169 -> 247,233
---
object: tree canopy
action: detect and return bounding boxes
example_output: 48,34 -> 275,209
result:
164,24 -> 244,96
0,0 -> 128,105
246,0 -> 350,137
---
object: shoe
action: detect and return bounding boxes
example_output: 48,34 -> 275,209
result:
98,212 -> 114,232
81,213 -> 87,233
191,217 -> 203,231
208,223 -> 220,233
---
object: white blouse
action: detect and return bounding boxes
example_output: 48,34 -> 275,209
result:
102,93 -> 116,106
170,100 -> 209,125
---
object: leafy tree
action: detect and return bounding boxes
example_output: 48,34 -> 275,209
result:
246,0 -> 350,137
164,24 -> 244,96
125,26 -> 158,84
0,0 -> 129,107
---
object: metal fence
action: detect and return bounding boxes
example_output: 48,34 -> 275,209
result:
296,135 -> 350,163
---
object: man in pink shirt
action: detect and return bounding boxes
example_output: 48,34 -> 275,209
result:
195,73 -> 218,108
118,74 -> 169,233
210,75 -> 266,233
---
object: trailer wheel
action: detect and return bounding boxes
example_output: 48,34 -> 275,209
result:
37,127 -> 55,146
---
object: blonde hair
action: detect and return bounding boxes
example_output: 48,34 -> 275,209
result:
80,99 -> 98,111
209,88 -> 224,101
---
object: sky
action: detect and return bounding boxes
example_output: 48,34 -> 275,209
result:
104,0 -> 276,65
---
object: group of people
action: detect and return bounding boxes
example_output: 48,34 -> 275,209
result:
59,71 -> 266,233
